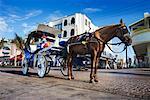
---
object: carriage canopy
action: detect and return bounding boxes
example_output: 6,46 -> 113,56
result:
25,24 -> 60,53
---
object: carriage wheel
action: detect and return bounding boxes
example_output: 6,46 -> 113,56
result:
22,57 -> 29,75
37,55 -> 47,78
45,56 -> 53,74
59,57 -> 68,76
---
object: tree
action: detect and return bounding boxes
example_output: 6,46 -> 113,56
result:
0,38 -> 5,49
12,33 -> 25,66
12,33 -> 25,50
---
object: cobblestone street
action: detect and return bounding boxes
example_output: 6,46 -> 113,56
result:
0,67 -> 150,100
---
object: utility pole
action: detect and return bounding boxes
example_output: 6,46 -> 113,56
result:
14,48 -> 17,66
126,45 -> 128,68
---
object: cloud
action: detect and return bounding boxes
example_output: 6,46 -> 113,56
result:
9,14 -> 21,19
0,17 -> 8,32
23,10 -> 42,20
22,23 -> 36,34
0,1 -> 42,21
47,10 -> 64,21
83,8 -> 102,13
7,10 -> 43,22
0,17 -> 13,34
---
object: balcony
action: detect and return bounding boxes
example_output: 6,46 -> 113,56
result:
131,27 -> 150,37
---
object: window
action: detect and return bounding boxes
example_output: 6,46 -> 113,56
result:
103,51 -> 106,55
88,21 -> 90,27
3,46 -> 10,50
70,29 -> 75,36
149,19 -> 150,28
109,53 -> 112,58
63,31 -> 67,37
64,20 -> 67,26
71,17 -> 75,24
54,23 -> 62,30
85,19 -> 87,25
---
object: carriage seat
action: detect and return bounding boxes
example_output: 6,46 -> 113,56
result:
59,41 -> 67,47
77,32 -> 92,42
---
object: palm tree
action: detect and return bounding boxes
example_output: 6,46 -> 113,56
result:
12,33 -> 25,66
13,33 -> 25,50
0,38 -> 5,49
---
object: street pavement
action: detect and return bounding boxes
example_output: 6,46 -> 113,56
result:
0,67 -> 150,100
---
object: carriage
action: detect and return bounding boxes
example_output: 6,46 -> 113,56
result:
22,19 -> 132,83
21,24 -> 69,77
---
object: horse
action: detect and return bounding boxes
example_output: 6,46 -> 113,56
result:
66,19 -> 132,83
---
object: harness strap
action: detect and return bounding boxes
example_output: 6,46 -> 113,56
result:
67,41 -> 88,53
106,43 -> 127,53
94,36 -> 127,53
107,42 -> 123,45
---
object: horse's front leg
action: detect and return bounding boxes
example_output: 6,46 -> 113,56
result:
90,63 -> 94,83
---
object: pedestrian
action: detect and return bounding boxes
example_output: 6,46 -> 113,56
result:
113,58 -> 117,69
139,58 -> 143,68
128,58 -> 132,68
120,59 -> 124,69
113,55 -> 118,69
133,56 -> 138,67
105,58 -> 110,69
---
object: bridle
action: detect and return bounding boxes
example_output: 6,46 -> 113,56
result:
94,25 -> 129,53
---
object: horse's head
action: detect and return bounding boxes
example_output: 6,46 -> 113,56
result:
115,19 -> 132,46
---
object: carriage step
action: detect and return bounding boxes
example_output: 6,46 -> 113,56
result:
47,61 -> 53,67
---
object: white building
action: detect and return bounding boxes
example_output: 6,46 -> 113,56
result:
0,39 -> 22,65
48,13 -> 98,42
129,12 -> 150,67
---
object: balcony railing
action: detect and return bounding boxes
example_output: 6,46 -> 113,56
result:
132,26 -> 147,33
131,27 -> 150,37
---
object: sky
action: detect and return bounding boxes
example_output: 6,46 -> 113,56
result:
0,0 -> 150,59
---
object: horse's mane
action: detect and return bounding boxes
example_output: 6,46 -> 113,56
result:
67,24 -> 122,43
95,24 -> 121,32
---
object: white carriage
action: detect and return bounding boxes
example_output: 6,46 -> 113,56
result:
21,24 -> 68,77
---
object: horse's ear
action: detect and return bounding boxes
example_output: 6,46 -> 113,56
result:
120,19 -> 123,24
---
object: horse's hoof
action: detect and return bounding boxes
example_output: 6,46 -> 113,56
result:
71,77 -> 74,80
94,79 -> 99,83
68,77 -> 72,80
89,80 -> 94,83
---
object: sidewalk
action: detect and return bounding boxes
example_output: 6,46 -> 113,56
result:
0,67 -> 150,99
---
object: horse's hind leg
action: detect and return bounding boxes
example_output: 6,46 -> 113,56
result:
67,55 -> 72,80
90,51 -> 97,83
70,63 -> 74,80
67,54 -> 74,80
93,57 -> 99,82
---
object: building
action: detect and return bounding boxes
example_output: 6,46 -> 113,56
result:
129,12 -> 150,67
48,13 -> 98,41
0,39 -> 22,65
48,13 -> 98,48
48,13 -> 114,68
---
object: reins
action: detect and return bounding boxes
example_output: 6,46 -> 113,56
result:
106,43 -> 127,53
94,36 -> 127,53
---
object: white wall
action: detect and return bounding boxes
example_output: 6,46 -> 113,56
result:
48,13 -> 98,40
62,14 -> 76,38
0,42 -> 21,58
